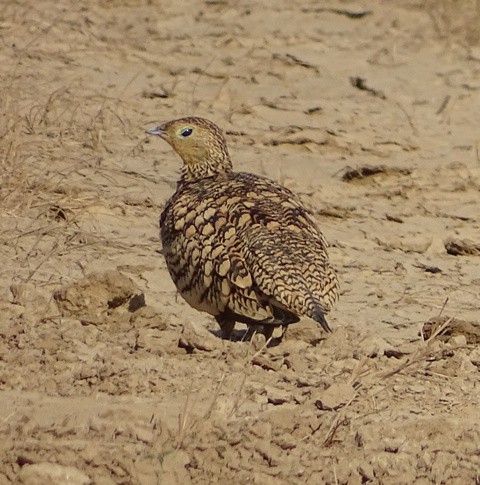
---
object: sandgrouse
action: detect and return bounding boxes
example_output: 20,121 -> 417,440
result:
146,117 -> 339,340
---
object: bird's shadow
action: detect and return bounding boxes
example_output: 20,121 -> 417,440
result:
209,327 -> 283,347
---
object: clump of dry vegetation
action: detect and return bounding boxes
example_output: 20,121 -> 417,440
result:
0,85 -> 123,287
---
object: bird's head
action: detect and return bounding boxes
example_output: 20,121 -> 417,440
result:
146,117 -> 232,181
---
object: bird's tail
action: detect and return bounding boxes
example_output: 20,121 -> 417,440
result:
309,300 -> 332,332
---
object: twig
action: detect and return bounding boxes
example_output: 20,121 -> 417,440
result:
322,394 -> 356,447
204,373 -> 226,420
395,101 -> 418,135
229,373 -> 247,418
438,297 -> 449,317
436,95 -> 451,115
378,317 -> 454,379
176,389 -> 195,449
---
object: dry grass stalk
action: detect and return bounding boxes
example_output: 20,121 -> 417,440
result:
375,317 -> 455,379
176,390 -> 195,450
322,398 -> 355,447
0,82 -> 141,289
204,373 -> 226,420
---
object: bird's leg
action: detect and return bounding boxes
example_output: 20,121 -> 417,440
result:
243,325 -> 258,341
216,306 -> 297,342
243,325 -> 273,345
215,313 -> 235,339
260,325 -> 275,340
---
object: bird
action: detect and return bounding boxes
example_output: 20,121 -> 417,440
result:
146,116 -> 339,340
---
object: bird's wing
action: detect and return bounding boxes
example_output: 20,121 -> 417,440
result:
241,224 -> 339,324
234,172 -> 329,246
208,224 -> 272,321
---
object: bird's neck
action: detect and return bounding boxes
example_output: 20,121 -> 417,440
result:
180,157 -> 233,182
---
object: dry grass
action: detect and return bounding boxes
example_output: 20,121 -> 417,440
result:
0,1 -> 141,290
0,82 -> 134,289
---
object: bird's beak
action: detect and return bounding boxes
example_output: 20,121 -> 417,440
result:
145,125 -> 165,137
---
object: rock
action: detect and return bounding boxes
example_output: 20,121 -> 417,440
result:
130,305 -> 168,330
18,463 -> 91,485
178,321 -> 219,352
422,316 -> 480,344
358,335 -> 404,358
375,234 -> 432,253
314,382 -> 356,410
53,270 -> 145,324
160,450 -> 191,485
444,237 -> 480,256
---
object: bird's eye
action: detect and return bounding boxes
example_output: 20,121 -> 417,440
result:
180,127 -> 193,137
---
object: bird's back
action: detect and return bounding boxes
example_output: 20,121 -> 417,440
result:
160,171 -> 339,326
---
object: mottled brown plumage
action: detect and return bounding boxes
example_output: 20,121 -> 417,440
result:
146,117 -> 339,339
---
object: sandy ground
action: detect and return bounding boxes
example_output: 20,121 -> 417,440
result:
1,0 -> 480,483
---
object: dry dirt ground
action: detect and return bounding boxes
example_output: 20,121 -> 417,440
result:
1,1 -> 480,484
